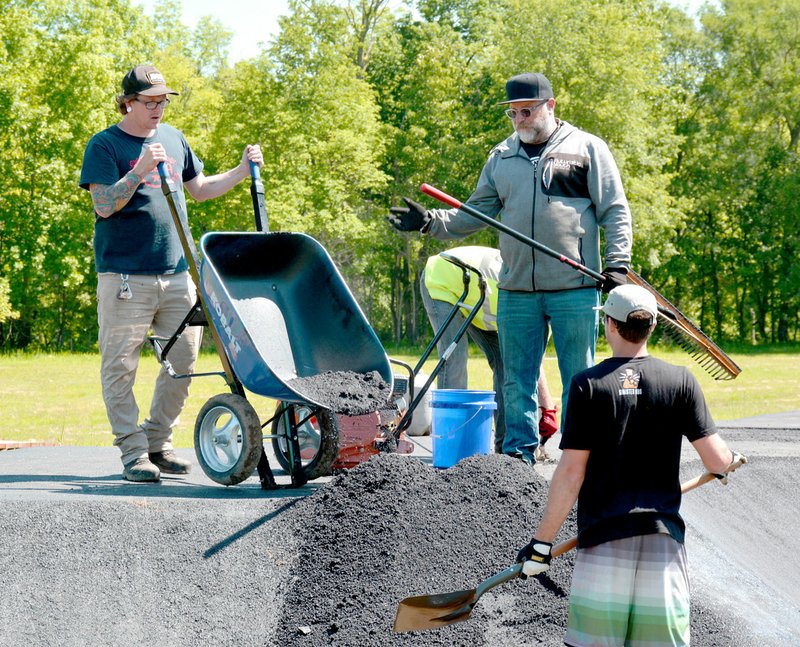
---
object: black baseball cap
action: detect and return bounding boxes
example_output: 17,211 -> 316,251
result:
121,65 -> 178,97
498,73 -> 554,105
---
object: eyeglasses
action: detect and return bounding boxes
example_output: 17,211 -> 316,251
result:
134,98 -> 171,110
504,100 -> 548,120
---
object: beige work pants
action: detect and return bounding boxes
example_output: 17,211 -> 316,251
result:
97,272 -> 203,465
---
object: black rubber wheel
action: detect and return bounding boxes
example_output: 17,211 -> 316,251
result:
194,393 -> 263,485
270,403 -> 340,480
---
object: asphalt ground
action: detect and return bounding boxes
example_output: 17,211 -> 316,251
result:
0,411 -> 798,645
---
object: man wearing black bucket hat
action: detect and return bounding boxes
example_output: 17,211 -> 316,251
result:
80,64 -> 263,482
388,72 -> 632,465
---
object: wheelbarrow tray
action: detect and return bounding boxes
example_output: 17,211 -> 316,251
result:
199,231 -> 392,406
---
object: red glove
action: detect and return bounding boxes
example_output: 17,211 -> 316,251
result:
538,407 -> 558,445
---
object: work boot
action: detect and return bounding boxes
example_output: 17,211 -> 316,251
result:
148,450 -> 191,475
122,457 -> 161,482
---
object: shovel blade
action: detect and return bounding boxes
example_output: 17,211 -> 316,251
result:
393,589 -> 477,632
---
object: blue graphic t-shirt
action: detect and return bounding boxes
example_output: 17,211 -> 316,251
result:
79,123 -> 203,274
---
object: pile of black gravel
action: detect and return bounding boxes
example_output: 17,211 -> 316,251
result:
0,449 -> 771,646
287,370 -> 392,416
275,453 -> 756,646
276,453 -> 574,646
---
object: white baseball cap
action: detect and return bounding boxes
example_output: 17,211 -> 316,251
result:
595,284 -> 658,323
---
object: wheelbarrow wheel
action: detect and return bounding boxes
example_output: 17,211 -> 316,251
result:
271,403 -> 339,480
194,393 -> 263,486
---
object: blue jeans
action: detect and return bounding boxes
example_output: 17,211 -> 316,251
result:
497,288 -> 599,460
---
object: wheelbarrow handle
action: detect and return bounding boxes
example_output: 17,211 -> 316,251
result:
249,160 -> 268,232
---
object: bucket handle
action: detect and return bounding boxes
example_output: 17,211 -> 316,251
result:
431,401 -> 498,410
433,405 -> 493,439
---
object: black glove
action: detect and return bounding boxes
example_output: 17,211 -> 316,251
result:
515,538 -> 552,579
387,197 -> 431,232
600,267 -> 628,293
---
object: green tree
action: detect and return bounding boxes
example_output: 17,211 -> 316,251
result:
202,0 -> 391,329
670,0 -> 800,342
3,0 -> 798,351
0,0 -> 156,349
0,0 -> 232,350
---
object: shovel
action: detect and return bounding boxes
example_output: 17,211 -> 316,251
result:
393,539 -> 573,633
393,459 -> 746,633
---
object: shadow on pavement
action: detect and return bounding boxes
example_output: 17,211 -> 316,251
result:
203,498 -> 302,558
0,472 -> 323,500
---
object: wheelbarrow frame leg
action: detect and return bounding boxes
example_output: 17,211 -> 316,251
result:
149,298 -> 239,383
279,404 -> 308,487
257,449 -> 278,489
393,255 -> 487,440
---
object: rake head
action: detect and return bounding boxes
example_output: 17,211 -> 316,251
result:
626,270 -> 741,380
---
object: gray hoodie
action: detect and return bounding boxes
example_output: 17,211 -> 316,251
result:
425,121 -> 632,292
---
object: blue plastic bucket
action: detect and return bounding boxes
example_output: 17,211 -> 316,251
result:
430,390 -> 497,468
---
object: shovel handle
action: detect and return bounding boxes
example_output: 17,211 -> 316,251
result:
249,159 -> 261,180
475,562 -> 524,597
552,536 -> 578,558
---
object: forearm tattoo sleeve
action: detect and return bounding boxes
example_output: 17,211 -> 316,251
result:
90,171 -> 142,218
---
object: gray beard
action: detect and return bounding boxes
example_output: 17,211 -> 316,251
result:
517,128 -> 539,144
516,118 -> 556,144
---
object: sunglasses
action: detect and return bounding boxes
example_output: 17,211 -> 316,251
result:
504,100 -> 548,120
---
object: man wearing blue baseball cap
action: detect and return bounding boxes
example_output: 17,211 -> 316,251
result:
388,72 -> 633,464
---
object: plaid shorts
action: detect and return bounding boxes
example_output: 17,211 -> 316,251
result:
564,533 -> 690,647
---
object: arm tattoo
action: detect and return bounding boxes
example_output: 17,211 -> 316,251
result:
90,171 -> 142,218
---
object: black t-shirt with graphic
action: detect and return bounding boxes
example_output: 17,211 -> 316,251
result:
80,123 -> 204,274
560,355 -> 717,548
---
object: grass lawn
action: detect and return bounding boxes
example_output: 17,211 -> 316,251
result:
1,343 -> 797,448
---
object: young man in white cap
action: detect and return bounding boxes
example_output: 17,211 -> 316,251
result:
388,72 -> 632,465
514,284 -> 744,646
80,65 -> 263,482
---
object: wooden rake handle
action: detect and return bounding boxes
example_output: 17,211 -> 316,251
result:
551,456 -> 747,558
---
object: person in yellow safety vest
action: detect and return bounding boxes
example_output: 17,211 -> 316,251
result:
420,246 -> 559,455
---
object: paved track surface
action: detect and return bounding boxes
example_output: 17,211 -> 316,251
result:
0,412 -> 798,645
